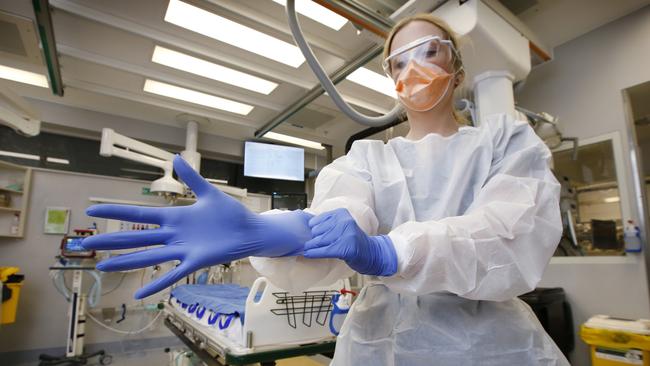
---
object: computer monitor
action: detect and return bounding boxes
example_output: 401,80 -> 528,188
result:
591,219 -> 619,250
60,235 -> 95,258
272,193 -> 308,210
244,141 -> 304,181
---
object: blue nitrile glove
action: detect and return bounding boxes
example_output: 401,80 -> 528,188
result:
83,155 -> 312,299
303,208 -> 398,276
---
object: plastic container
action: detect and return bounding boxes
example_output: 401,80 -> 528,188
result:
1,267 -> 25,324
581,315 -> 650,366
625,220 -> 642,253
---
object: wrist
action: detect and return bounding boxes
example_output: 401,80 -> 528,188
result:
346,234 -> 398,276
258,210 -> 313,257
372,235 -> 398,276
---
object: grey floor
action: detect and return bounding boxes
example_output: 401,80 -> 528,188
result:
19,347 -> 331,365
15,348 -> 174,366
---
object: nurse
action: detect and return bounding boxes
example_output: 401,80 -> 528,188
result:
84,14 -> 568,365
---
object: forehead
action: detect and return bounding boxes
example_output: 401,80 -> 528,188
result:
389,20 -> 447,54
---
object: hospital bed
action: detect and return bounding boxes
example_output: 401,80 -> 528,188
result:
163,277 -> 350,365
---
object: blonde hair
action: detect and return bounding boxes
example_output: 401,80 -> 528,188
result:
383,14 -> 467,124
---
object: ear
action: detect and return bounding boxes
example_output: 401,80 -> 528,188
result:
454,72 -> 465,87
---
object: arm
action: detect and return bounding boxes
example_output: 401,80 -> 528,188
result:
83,156 -> 313,299
383,118 -> 562,301
250,143 -> 378,292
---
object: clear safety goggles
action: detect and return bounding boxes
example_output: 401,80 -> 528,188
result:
382,35 -> 459,80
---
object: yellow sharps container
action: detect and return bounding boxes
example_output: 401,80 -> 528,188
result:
1,266 -> 25,324
581,315 -> 650,366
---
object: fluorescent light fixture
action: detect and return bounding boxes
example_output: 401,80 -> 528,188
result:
0,150 -> 40,161
272,0 -> 347,30
0,65 -> 48,88
346,67 -> 396,98
264,131 -> 324,150
143,79 -> 254,115
121,168 -> 162,175
165,0 -> 304,67
151,46 -> 278,94
206,178 -> 229,185
46,157 -> 70,165
604,197 -> 620,203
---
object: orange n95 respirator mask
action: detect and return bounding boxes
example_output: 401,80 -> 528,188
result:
382,35 -> 461,112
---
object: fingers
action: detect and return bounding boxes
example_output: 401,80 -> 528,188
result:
303,245 -> 340,259
307,217 -> 343,249
311,220 -> 335,237
304,232 -> 338,251
96,245 -> 183,272
308,211 -> 334,228
82,228 -> 173,250
304,236 -> 324,251
134,262 -> 194,299
86,204 -> 165,224
173,155 -> 215,199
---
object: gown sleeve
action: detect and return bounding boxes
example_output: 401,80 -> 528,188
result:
382,117 -> 562,301
249,142 -> 378,292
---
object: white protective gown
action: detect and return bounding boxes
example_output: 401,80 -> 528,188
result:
251,114 -> 569,365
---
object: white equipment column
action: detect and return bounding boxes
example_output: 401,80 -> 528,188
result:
66,269 -> 86,357
433,0 -> 532,125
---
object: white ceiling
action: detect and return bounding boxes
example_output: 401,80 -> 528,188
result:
516,0 -> 650,48
0,0 -> 398,158
0,0 -> 648,160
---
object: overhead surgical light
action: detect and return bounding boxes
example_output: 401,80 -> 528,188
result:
143,79 -> 254,115
151,46 -> 278,95
272,0 -> 348,31
164,0 -> 304,67
0,64 -> 48,88
263,131 -> 325,150
346,67 -> 397,98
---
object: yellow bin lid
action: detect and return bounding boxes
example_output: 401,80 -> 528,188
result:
0,267 -> 20,283
581,315 -> 650,350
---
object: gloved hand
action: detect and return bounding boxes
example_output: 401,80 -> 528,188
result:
83,155 -> 312,299
303,208 -> 398,276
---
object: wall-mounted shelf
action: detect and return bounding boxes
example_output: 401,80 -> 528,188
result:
0,160 -> 32,238
0,207 -> 22,213
0,187 -> 23,195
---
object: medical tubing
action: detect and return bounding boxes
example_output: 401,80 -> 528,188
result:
86,310 -> 162,335
87,270 -> 102,308
285,0 -> 401,127
51,269 -> 102,308
52,270 -> 70,301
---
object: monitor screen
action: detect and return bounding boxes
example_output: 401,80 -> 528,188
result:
244,141 -> 304,181
272,193 -> 308,210
65,237 -> 87,252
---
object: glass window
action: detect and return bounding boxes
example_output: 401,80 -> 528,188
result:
552,139 -> 624,256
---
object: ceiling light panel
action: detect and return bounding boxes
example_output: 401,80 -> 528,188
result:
164,0 -> 304,67
272,0 -> 348,30
151,46 -> 278,95
0,150 -> 40,160
264,131 -> 324,150
0,64 -> 48,87
143,79 -> 254,115
46,157 -> 70,165
346,67 -> 396,98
